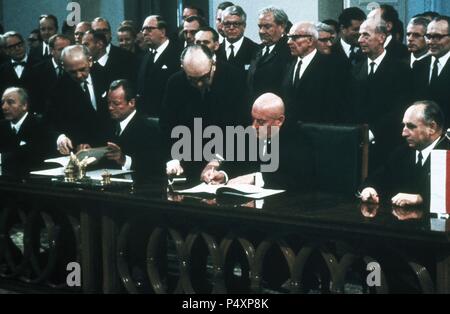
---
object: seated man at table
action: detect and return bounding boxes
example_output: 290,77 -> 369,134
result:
102,79 -> 164,179
360,100 -> 450,207
200,92 -> 315,190
0,87 -> 54,175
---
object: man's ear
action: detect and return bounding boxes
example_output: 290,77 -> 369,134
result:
129,98 -> 136,109
88,56 -> 93,68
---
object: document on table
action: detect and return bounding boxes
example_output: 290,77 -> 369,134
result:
176,183 -> 285,199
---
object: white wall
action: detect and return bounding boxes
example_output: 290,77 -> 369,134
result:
210,0 -> 319,43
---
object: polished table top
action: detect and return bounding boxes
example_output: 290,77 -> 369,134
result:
0,174 -> 449,243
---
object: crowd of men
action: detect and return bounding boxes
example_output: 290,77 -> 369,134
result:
1,3 -> 450,207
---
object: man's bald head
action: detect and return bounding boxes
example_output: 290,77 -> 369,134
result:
61,45 -> 92,83
253,93 -> 285,117
252,93 -> 285,139
181,44 -> 215,90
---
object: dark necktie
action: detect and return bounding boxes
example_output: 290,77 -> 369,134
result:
349,45 -> 357,65
115,123 -> 122,137
56,66 -> 63,78
44,45 -> 49,57
11,126 -> 17,135
293,59 -> 302,86
368,61 -> 376,78
430,58 -> 439,84
83,81 -> 93,107
416,151 -> 423,169
148,49 -> 156,64
229,44 -> 235,61
264,46 -> 270,57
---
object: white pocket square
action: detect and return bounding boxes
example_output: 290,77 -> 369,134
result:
102,91 -> 107,98
20,141 -> 27,146
162,65 -> 168,69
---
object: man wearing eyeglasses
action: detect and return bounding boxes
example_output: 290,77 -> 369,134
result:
412,16 -> 450,121
162,45 -> 247,180
282,22 -> 341,124
137,15 -> 181,117
406,17 -> 430,69
247,6 -> 292,103
217,5 -> 258,73
0,32 -> 37,116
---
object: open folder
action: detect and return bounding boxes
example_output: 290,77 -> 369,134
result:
175,183 -> 285,199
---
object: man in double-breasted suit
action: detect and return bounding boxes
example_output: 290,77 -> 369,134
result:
137,15 -> 181,117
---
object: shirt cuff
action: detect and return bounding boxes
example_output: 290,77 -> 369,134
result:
254,172 -> 265,187
218,170 -> 229,184
122,155 -> 132,170
56,134 -> 67,149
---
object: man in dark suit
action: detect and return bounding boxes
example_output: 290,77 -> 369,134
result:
103,79 -> 163,180
368,5 -> 409,60
137,15 -> 181,117
29,34 -> 71,114
29,14 -> 58,63
0,32 -> 37,107
91,17 -> 136,84
350,17 -> 412,171
331,7 -> 366,67
217,5 -> 258,72
412,16 -> 450,119
82,29 -> 126,86
162,45 -> 247,180
247,6 -> 292,103
0,87 -> 54,175
406,17 -> 430,69
360,100 -> 450,208
200,93 -> 314,191
282,22 -> 341,125
181,15 -> 206,47
48,45 -> 112,155
74,21 -> 91,45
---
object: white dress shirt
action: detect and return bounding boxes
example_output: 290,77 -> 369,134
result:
418,136 -> 441,165
154,39 -> 170,63
292,49 -> 317,84
225,36 -> 244,59
367,49 -> 387,75
10,112 -> 28,134
429,50 -> 450,82
118,110 -> 137,170
11,55 -> 28,78
81,74 -> 97,111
